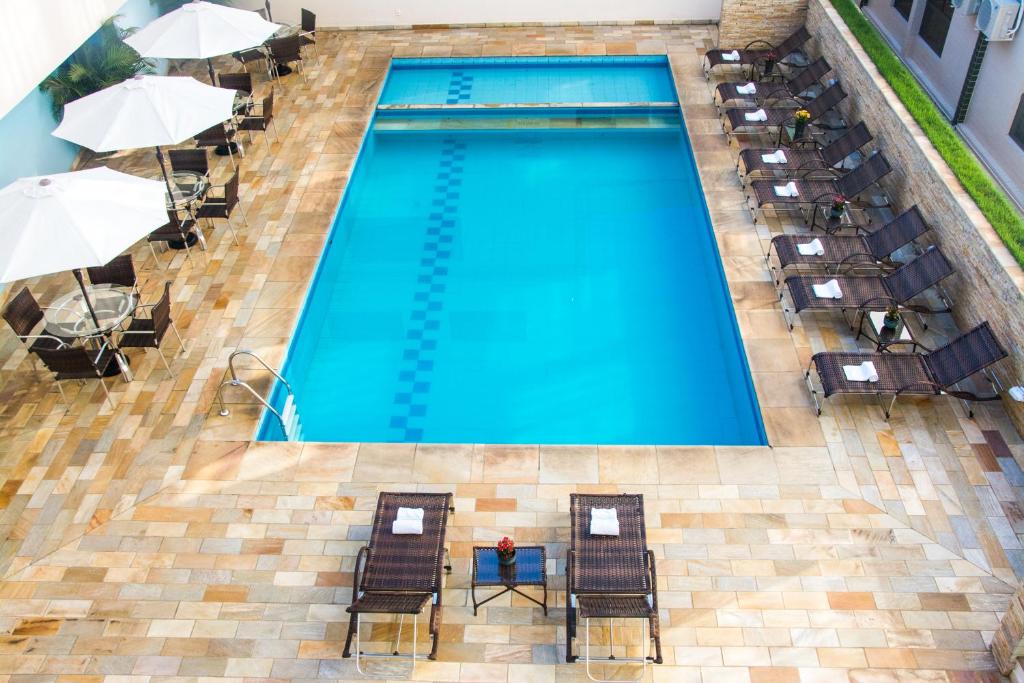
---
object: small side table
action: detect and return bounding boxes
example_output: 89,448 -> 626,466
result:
856,311 -> 919,352
471,546 -> 547,616
808,204 -> 860,234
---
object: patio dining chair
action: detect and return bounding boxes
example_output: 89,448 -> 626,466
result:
702,25 -> 811,78
715,57 -> 831,108
168,149 -> 211,188
738,121 -> 873,179
266,35 -> 306,84
2,287 -> 74,360
782,245 -> 954,328
35,341 -> 118,409
767,205 -> 930,283
566,493 -> 663,681
806,321 -> 1007,418
723,81 -> 847,142
746,151 -> 892,223
236,89 -> 278,146
300,9 -> 318,58
195,168 -> 245,245
117,282 -> 183,378
217,72 -> 253,96
342,492 -> 453,673
147,210 -> 202,267
231,47 -> 270,79
194,123 -> 241,169
86,254 -> 139,298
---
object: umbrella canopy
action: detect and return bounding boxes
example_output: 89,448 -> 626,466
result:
0,167 -> 167,283
124,1 -> 280,60
52,75 -> 236,153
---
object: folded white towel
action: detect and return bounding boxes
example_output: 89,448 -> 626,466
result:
797,238 -> 825,256
392,507 -> 424,535
812,279 -> 843,299
744,108 -> 768,122
737,82 -> 757,95
722,50 -> 741,61
774,181 -> 799,197
1009,386 -> 1024,402
843,361 -> 879,383
590,508 -> 620,536
761,150 -> 788,164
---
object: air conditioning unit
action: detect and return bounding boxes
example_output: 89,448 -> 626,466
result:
952,0 -> 982,15
976,0 -> 1022,40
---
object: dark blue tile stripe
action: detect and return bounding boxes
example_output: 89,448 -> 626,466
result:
388,136 -> 466,441
444,70 -> 474,105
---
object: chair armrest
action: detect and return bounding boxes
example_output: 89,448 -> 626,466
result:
351,546 -> 369,599
646,549 -> 659,612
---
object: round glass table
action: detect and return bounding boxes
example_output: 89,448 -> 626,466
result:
43,284 -> 138,379
164,170 -> 207,210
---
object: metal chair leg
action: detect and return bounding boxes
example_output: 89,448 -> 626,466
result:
170,321 -> 185,353
155,347 -> 174,377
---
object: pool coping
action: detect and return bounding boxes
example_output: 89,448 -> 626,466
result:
376,101 -> 680,110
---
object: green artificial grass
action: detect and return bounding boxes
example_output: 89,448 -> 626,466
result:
827,0 -> 1024,267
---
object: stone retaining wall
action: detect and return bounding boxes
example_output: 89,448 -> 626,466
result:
806,0 -> 1024,432
718,0 -> 808,46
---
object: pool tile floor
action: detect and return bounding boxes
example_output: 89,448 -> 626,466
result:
0,21 -> 1020,682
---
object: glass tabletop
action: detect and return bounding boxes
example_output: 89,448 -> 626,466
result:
44,284 -> 137,338
473,546 -> 546,586
163,171 -> 207,209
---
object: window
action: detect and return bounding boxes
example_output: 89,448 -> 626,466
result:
918,0 -> 955,55
1011,95 -> 1024,151
894,0 -> 914,20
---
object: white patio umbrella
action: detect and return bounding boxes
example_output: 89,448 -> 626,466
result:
0,167 -> 168,328
124,0 -> 280,83
51,74 -> 236,197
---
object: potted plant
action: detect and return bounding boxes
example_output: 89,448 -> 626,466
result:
39,18 -> 152,121
883,304 -> 902,331
829,194 -> 847,219
793,108 -> 811,140
762,50 -> 777,77
497,536 -> 516,566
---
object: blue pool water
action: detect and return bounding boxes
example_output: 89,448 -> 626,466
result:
381,56 -> 677,106
258,59 -> 765,445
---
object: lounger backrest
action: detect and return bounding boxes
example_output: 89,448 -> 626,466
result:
863,205 -> 929,259
882,245 -> 955,303
775,26 -> 812,58
787,57 -> 831,95
836,152 -> 891,198
923,322 -> 1007,388
361,492 -> 451,593
805,82 -> 847,121
821,121 -> 873,167
570,493 -> 650,594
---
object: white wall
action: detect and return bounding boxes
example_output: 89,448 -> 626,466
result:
233,0 -> 721,28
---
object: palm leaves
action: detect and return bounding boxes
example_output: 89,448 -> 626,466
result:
39,18 -> 153,120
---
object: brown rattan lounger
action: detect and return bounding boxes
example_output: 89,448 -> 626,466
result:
566,493 -> 662,678
702,26 -> 811,78
767,205 -> 929,281
715,57 -> 831,107
342,491 -> 453,672
723,82 -> 847,142
782,245 -> 953,327
737,122 -> 872,178
807,321 -> 1007,418
746,152 -> 891,223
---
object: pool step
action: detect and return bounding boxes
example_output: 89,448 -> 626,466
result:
282,394 -> 303,442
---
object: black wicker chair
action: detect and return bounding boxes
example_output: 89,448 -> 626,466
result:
738,121 -> 873,179
237,89 -> 277,145
724,81 -> 847,142
702,26 -> 811,78
3,287 -> 74,356
118,282 -> 183,377
195,169 -> 245,244
807,322 -> 1007,418
35,342 -> 118,409
300,9 -> 318,58
86,254 -> 139,297
148,211 -> 201,267
715,57 -> 831,107
266,35 -> 306,83
194,123 -> 240,169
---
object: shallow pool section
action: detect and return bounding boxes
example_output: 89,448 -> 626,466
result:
380,56 -> 677,106
258,103 -> 766,445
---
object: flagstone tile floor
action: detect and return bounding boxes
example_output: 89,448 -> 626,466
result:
0,21 -> 1021,681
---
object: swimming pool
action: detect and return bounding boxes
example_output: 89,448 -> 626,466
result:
258,57 -> 766,445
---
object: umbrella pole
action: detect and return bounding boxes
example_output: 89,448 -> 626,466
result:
155,146 -> 174,201
265,0 -> 273,21
207,58 -> 217,85
72,269 -> 102,331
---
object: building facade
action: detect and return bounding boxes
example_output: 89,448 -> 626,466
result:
862,0 -> 1024,209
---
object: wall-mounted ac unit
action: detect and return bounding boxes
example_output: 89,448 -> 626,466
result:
952,0 -> 983,16
976,0 -> 1022,40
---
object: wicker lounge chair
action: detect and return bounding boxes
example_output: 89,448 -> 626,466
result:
782,245 -> 953,327
715,57 -> 831,108
702,26 -> 811,78
746,151 -> 891,223
767,205 -> 929,282
342,492 -> 453,673
738,121 -> 872,178
807,322 -> 1007,418
566,493 -> 662,680
724,82 -> 847,141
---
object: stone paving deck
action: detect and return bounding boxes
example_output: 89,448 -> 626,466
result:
0,21 -> 1020,682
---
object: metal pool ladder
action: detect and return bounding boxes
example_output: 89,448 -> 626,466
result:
215,350 -> 303,441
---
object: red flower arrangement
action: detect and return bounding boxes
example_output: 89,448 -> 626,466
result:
497,536 -> 516,564
831,194 -> 847,211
